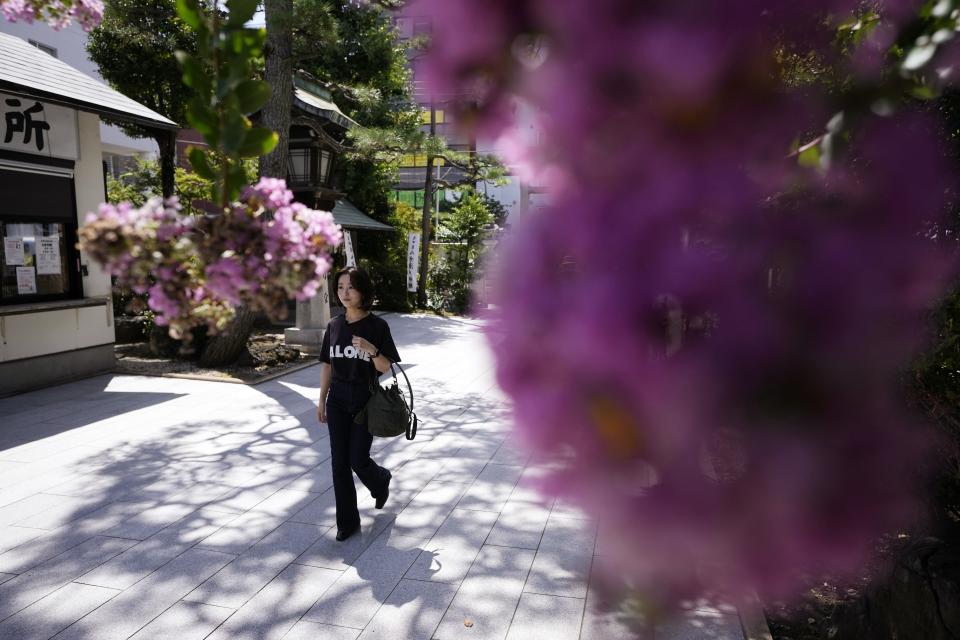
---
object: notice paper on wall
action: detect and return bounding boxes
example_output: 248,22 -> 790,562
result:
16,266 -> 36,294
36,236 -> 61,275
4,238 -> 24,266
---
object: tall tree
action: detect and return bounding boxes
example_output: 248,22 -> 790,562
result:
199,0 -> 296,367
258,0 -> 293,179
87,0 -> 197,197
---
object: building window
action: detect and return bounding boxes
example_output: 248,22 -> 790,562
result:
1,222 -> 75,302
0,163 -> 80,305
27,39 -> 57,58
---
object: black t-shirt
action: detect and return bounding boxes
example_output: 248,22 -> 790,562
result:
319,312 -> 401,383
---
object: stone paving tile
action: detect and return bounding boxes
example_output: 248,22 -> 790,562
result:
0,493 -> 80,527
359,578 -> 458,640
52,548 -> 237,640
504,593 -> 585,640
485,499 -> 551,551
283,460 -> 334,494
0,535 -> 135,620
392,481 -> 471,542
433,458 -> 489,484
655,610 -> 744,640
457,464 -> 524,513
247,487 -> 319,517
434,545 -> 537,640
551,498 -> 591,520
0,572 -> 16,585
14,494 -> 128,530
284,620 -> 361,640
296,511 -> 396,571
79,507 -> 241,590
580,563 -> 649,640
453,435 -> 508,463
206,563 -> 343,640
489,437 -> 530,467
523,515 -> 597,600
128,601 -> 235,640
0,524 -> 44,555
0,581 -> 119,640
0,499 -> 155,574
405,508 -> 498,584
185,520 -> 326,609
195,509 -> 287,555
288,486 -> 339,527
104,482 -> 237,540
302,530 -> 424,629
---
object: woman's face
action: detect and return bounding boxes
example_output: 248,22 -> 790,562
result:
337,274 -> 362,309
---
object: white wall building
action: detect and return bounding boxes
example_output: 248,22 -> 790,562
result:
0,32 -> 176,396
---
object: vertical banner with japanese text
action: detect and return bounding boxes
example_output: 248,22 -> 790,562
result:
343,230 -> 356,267
407,232 -> 421,292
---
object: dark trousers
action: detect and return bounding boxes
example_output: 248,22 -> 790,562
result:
326,380 -> 390,531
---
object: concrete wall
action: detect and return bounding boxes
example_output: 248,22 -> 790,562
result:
76,111 -> 112,298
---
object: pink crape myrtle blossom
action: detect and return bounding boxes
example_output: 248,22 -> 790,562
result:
79,181 -> 341,341
416,0 -> 959,603
0,0 -> 103,31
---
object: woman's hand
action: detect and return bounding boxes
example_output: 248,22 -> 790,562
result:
351,335 -> 378,357
317,398 -> 327,423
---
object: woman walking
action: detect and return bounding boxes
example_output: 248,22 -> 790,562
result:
317,266 -> 400,541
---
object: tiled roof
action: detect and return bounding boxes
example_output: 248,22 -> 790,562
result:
292,75 -> 358,130
0,32 -> 177,130
332,199 -> 393,231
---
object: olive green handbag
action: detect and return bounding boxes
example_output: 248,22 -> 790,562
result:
355,362 -> 418,440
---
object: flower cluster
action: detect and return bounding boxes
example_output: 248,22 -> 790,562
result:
415,0 -> 958,602
1,0 -> 103,31
80,178 -> 340,341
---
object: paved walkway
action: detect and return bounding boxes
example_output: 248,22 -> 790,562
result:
0,313 -> 748,640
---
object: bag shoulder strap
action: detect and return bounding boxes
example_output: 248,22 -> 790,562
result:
388,361 -> 415,415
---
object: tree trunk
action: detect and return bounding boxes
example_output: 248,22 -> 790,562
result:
156,130 -> 176,198
198,306 -> 257,367
259,0 -> 293,180
199,0 -> 292,367
418,104 -> 437,308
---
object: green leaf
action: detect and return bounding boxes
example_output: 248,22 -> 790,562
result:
175,0 -> 204,31
797,144 -> 820,169
221,112 -> 250,155
911,83 -> 940,100
188,147 -> 217,180
187,101 -> 219,142
224,164 -> 248,202
239,128 -> 279,157
226,0 -> 259,28
234,80 -> 272,114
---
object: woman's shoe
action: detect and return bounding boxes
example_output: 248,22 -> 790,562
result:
375,470 -> 392,510
335,524 -> 359,541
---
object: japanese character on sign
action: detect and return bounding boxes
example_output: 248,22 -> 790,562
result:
4,99 -> 50,152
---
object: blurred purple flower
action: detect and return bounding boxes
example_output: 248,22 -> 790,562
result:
417,0 -> 958,602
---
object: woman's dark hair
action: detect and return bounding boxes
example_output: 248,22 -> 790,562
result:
335,266 -> 375,311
